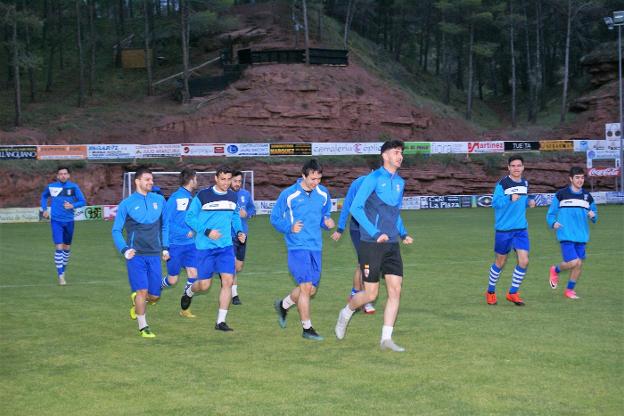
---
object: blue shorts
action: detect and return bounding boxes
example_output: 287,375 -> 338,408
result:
287,250 -> 322,287
232,237 -> 247,262
494,229 -> 530,255
127,255 -> 162,297
51,220 -> 74,245
560,241 -> 586,262
349,228 -> 361,262
166,244 -> 198,276
197,246 -> 236,279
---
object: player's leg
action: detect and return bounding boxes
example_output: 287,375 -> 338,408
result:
214,247 -> 237,331
380,274 -> 405,352
127,256 -> 155,338
563,243 -> 585,299
275,250 -> 305,329
181,249 -> 213,314
162,245 -> 182,289
231,238 -> 246,305
61,222 -> 74,275
486,231 -> 511,304
51,221 -> 66,283
297,251 -> 323,340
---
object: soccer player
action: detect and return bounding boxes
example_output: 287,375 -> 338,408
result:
271,159 -> 335,341
40,166 -> 87,285
229,170 -> 256,305
485,155 -> 536,307
334,140 -> 413,352
111,167 -> 170,338
331,175 -> 376,314
161,168 -> 199,318
180,166 -> 246,332
546,167 -> 598,299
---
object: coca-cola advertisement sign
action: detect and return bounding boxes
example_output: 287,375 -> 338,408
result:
588,167 -> 621,177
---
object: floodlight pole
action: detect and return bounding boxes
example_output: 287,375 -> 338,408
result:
618,23 -> 623,192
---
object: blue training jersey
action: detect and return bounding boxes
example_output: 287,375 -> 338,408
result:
492,176 -> 533,231
337,176 -> 366,233
185,186 -> 243,250
270,178 -> 332,251
232,188 -> 256,235
40,180 -> 86,222
111,191 -> 169,256
163,186 -> 195,246
350,167 -> 408,242
546,186 -> 597,243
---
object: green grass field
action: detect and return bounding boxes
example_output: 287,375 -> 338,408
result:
1,207 -> 623,415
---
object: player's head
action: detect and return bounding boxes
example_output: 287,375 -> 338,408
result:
507,155 -> 524,179
214,165 -> 233,193
380,140 -> 404,171
134,167 -> 154,195
231,170 -> 243,192
569,166 -> 585,189
180,168 -> 197,190
301,159 -> 323,191
57,166 -> 70,183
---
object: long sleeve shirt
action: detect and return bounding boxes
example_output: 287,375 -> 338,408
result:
336,176 -> 366,233
492,176 -> 532,231
163,186 -> 195,246
546,186 -> 597,243
40,180 -> 86,222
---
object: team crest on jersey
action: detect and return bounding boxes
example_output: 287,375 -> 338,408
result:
396,184 -> 400,192
363,264 -> 369,278
176,198 -> 189,211
241,196 -> 246,203
67,189 -> 73,196
584,194 -> 588,201
49,187 -> 62,197
153,202 -> 158,209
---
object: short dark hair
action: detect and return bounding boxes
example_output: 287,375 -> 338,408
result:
508,155 -> 524,165
232,170 -> 243,178
215,165 -> 233,177
302,159 -> 322,176
57,166 -> 70,173
135,166 -> 153,180
569,166 -> 585,177
179,168 -> 196,186
380,140 -> 404,154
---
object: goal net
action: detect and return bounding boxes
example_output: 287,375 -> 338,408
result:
122,170 -> 255,200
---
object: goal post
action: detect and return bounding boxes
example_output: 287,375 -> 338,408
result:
123,170 -> 255,200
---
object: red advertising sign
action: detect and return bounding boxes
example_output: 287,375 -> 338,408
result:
588,167 -> 621,177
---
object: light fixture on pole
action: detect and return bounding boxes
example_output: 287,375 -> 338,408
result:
604,11 -> 624,192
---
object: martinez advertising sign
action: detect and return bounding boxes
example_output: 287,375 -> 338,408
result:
467,141 -> 505,153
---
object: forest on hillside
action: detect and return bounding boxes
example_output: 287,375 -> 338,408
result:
1,0 -> 621,129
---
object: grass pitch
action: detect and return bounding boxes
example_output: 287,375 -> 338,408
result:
1,207 -> 622,415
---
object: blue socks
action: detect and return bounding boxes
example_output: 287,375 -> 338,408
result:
54,250 -> 64,276
487,264 -> 501,293
567,280 -> 577,290
555,265 -> 561,274
509,266 -> 527,294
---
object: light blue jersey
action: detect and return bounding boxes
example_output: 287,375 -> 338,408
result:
112,192 -> 169,256
546,186 -> 597,243
336,176 -> 366,233
233,188 -> 255,235
349,167 -> 407,242
40,180 -> 86,222
185,186 -> 243,250
270,179 -> 332,251
492,176 -> 533,231
163,186 -> 195,246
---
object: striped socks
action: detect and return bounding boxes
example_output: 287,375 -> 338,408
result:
487,264 -> 501,293
54,250 -> 64,276
62,249 -> 70,267
509,266 -> 527,294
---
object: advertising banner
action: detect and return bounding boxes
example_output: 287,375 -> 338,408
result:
225,143 -> 270,157
403,142 -> 431,155
605,122 -> 621,149
573,139 -> 606,152
180,143 -> 226,157
430,142 -> 468,154
539,140 -> 574,151
468,141 -> 505,153
605,191 -> 624,204
87,144 -> 137,160
269,143 -> 312,156
0,207 -> 40,223
504,141 -> 540,152
37,145 -> 87,160
586,149 -> 621,168
401,196 -> 421,210
531,193 -> 554,207
419,195 -> 473,209
135,144 -> 180,158
74,205 -> 104,221
103,205 -> 118,220
476,194 -> 493,207
588,167 -> 621,177
311,142 -> 383,155
254,200 -> 276,215
0,145 -> 37,159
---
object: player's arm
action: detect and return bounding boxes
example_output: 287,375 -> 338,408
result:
546,195 -> 560,228
588,197 -> 598,223
320,188 -> 334,230
270,192 -> 292,234
231,202 -> 244,235
72,185 -> 87,209
336,182 -> 357,233
184,196 -> 204,234
350,175 -> 380,239
160,197 -> 170,250
492,184 -> 510,208
111,202 -> 129,253
246,192 -> 256,218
